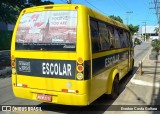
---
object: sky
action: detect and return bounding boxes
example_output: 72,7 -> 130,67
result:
43,0 -> 158,26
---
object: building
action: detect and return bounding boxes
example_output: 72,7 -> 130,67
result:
139,26 -> 159,40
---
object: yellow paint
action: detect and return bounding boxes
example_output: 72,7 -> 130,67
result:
11,4 -> 134,106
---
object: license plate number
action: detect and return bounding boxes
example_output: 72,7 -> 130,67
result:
37,94 -> 52,102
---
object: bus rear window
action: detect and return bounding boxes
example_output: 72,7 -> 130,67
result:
16,11 -> 77,51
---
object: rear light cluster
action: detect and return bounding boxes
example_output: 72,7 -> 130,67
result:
17,83 -> 28,88
11,55 -> 16,74
61,89 -> 79,93
76,57 -> 84,80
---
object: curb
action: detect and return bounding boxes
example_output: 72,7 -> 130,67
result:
131,47 -> 152,82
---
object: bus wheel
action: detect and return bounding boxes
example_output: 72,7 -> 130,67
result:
109,76 -> 119,100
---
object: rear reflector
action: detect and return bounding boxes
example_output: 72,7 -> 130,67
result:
62,89 -> 68,93
22,84 -> 28,88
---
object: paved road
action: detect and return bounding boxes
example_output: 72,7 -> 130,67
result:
0,42 -> 151,114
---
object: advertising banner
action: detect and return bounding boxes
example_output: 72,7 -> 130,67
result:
16,11 -> 77,51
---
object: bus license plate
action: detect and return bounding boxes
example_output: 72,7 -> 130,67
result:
37,94 -> 52,102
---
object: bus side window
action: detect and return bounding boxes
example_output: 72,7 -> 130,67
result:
98,22 -> 110,50
123,31 -> 129,48
113,28 -> 121,48
90,20 -> 100,53
126,32 -> 133,48
108,26 -> 115,49
118,29 -> 128,48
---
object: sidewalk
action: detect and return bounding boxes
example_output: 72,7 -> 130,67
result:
129,51 -> 160,106
110,50 -> 160,113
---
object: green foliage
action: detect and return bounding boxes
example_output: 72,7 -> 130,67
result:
109,15 -> 139,35
128,24 -> 139,35
28,0 -> 54,6
0,0 -> 54,24
0,3 -> 20,24
154,27 -> 159,34
151,39 -> 160,51
109,15 -> 123,23
0,30 -> 13,50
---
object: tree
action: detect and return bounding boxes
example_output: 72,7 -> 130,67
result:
109,15 -> 139,35
109,15 -> 123,23
154,27 -> 159,34
128,24 -> 139,35
28,0 -> 54,6
0,1 -> 22,24
0,0 -> 54,25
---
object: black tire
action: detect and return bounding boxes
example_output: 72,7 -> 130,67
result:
109,76 -> 119,100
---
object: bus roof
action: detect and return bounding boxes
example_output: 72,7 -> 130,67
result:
21,4 -> 129,31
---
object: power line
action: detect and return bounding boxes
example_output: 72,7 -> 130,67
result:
113,0 -> 130,11
84,0 -> 107,15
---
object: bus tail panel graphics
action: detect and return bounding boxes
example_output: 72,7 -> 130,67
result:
16,58 -> 76,79
16,11 -> 77,51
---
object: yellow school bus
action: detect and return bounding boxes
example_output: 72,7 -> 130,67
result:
11,4 -> 134,106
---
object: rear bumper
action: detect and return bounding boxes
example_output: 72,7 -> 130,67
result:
12,87 -> 89,106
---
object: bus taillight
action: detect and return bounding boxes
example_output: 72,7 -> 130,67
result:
11,55 -> 15,60
11,55 -> 16,74
76,57 -> 84,80
77,65 -> 84,72
76,73 -> 83,80
61,89 -> 78,93
77,57 -> 83,64
11,61 -> 16,67
12,68 -> 16,74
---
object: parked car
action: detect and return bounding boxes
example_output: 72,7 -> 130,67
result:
134,38 -> 141,45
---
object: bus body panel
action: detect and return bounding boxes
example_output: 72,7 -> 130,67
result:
12,83 -> 89,106
12,4 -> 91,105
11,4 -> 134,106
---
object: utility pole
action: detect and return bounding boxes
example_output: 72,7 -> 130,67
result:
142,22 -> 147,42
67,0 -> 71,4
150,0 -> 160,40
126,11 -> 133,25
